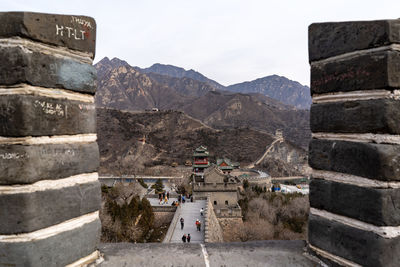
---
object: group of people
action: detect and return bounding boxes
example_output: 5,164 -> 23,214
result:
171,201 -> 180,207
177,193 -> 194,204
180,216 -> 202,243
181,233 -> 191,242
158,191 -> 170,205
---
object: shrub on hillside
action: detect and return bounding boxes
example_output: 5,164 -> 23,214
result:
138,178 -> 148,189
238,190 -> 309,241
100,183 -> 156,243
151,179 -> 164,193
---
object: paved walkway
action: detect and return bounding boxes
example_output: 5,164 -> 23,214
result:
99,240 -> 314,267
170,200 -> 206,243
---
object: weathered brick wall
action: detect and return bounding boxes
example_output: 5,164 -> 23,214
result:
215,206 -> 242,217
0,12 -> 100,266
308,19 -> 400,267
204,195 -> 224,243
217,217 -> 244,242
162,206 -> 182,243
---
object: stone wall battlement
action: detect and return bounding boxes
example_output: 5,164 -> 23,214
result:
0,12 -> 100,267
204,194 -> 224,243
308,19 -> 400,267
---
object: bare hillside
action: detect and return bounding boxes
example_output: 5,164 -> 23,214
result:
97,108 -> 307,175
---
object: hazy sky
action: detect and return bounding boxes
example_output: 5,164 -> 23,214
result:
2,0 -> 400,86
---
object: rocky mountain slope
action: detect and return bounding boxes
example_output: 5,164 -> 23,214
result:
95,57 -> 191,111
134,62 -> 311,109
95,57 -> 310,149
226,75 -> 312,109
138,63 -> 225,90
97,108 -> 307,176
181,91 -> 310,148
255,140 -> 309,177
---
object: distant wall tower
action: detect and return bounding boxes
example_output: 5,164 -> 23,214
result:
308,19 -> 400,266
275,129 -> 283,139
0,12 -> 101,266
193,145 -> 210,180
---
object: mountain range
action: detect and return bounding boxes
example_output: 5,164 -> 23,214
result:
95,57 -> 311,149
136,62 -> 311,109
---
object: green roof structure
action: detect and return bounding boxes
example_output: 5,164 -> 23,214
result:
216,158 -> 234,171
193,145 -> 209,157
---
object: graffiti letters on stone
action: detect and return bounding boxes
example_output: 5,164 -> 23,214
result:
56,24 -> 86,40
0,152 -> 28,160
78,104 -> 95,111
70,16 -> 93,29
34,100 -> 65,117
40,148 -> 76,156
49,63 -> 57,76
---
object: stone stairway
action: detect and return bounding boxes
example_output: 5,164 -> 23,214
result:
170,200 -> 206,243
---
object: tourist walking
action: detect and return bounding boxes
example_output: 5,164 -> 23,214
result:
167,191 -> 170,199
164,195 -> 168,204
195,219 -> 201,231
200,208 -> 204,216
187,233 -> 191,243
180,217 -> 184,230
182,234 -> 187,243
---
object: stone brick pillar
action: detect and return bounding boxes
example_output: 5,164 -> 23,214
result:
0,12 -> 101,266
308,20 -> 400,266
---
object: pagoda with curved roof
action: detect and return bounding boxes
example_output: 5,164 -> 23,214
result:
192,145 -> 210,179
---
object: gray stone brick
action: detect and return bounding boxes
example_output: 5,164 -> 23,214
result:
0,94 -> 95,136
0,180 -> 100,234
309,20 -> 400,61
311,50 -> 400,94
0,12 -> 96,57
0,142 -> 99,185
308,214 -> 400,267
310,178 -> 400,226
0,46 -> 96,93
0,217 -> 100,267
309,139 -> 400,181
310,99 -> 400,134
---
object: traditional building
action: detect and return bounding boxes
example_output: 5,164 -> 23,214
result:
193,165 -> 242,217
192,145 -> 210,179
216,158 -> 239,174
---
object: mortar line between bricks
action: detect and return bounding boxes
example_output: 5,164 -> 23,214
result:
310,43 -> 400,65
312,89 -> 400,103
312,132 -> 400,145
310,208 -> 400,238
0,133 -> 97,145
311,169 -> 400,189
0,84 -> 95,102
0,172 -> 98,194
65,250 -> 101,267
308,244 -> 361,267
0,37 -> 93,63
0,211 -> 99,242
